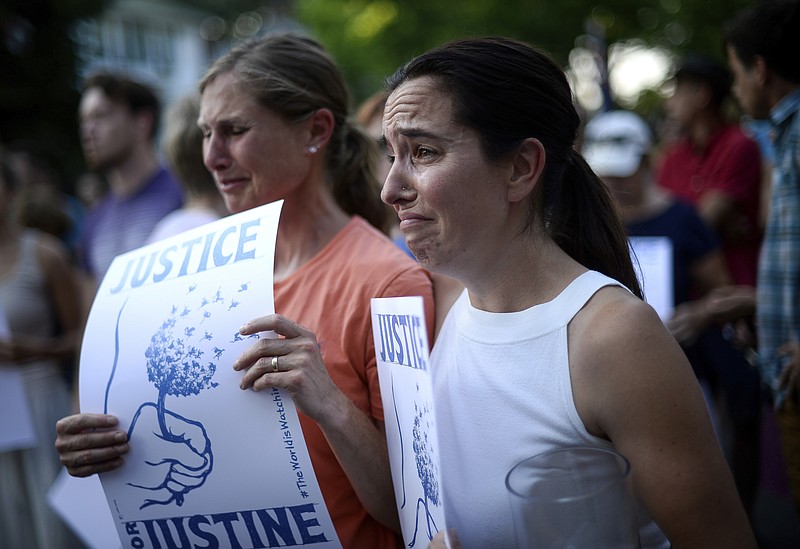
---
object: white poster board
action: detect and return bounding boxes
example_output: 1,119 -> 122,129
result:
0,304 -> 38,452
79,200 -> 340,548
370,296 -> 446,547
628,236 -> 674,321
47,470 -> 122,549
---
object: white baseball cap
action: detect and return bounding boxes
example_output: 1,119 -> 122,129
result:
582,110 -> 653,178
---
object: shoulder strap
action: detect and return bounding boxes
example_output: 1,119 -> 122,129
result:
553,271 -> 626,324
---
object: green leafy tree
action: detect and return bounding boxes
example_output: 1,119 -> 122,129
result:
0,0 -> 759,183
293,0 -> 755,103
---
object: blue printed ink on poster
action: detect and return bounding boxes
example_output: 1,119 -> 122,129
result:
122,503 -> 331,547
407,384 -> 440,547
375,313 -> 427,370
391,373 -> 407,510
392,377 -> 441,548
107,282 -> 256,510
108,219 -> 260,295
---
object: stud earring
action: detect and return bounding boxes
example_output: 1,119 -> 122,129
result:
308,145 -> 318,154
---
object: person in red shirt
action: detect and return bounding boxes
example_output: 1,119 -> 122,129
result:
658,54 -> 762,286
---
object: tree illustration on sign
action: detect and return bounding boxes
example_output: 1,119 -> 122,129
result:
407,386 -> 441,547
109,285 -> 241,510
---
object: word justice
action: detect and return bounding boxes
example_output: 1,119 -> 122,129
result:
109,219 -> 261,294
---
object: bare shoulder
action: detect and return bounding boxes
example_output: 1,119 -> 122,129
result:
570,284 -> 667,359
569,285 -> 757,547
568,284 -> 699,438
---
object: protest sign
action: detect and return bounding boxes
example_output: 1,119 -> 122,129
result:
629,236 -> 674,321
80,200 -> 340,549
47,470 -> 122,549
370,296 -> 445,547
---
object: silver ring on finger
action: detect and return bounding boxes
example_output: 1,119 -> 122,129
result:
271,356 -> 279,373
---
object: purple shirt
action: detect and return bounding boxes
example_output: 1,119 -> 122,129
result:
79,167 -> 183,280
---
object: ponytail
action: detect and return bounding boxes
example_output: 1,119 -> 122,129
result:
546,150 -> 643,299
330,120 -> 392,235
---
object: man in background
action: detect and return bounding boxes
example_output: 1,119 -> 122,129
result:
658,53 -> 762,287
725,0 -> 800,514
77,72 -> 182,288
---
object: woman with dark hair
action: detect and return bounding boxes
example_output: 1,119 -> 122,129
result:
55,33 -> 434,548
381,37 -> 756,548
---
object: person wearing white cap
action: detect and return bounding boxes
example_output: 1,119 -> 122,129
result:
585,110 -> 763,515
582,110 -> 654,181
584,110 -> 731,336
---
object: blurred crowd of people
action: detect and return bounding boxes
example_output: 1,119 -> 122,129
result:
1,1 -> 799,548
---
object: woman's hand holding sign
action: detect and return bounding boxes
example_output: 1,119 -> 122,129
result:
55,413 -> 129,477
234,313 -> 401,530
55,406 -> 212,509
234,314 -> 347,424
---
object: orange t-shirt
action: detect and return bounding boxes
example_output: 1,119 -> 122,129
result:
275,217 -> 434,549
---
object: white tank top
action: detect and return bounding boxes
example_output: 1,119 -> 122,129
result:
430,270 -> 668,548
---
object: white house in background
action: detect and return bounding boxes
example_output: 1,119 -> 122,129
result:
72,0 -> 211,108
71,0 -> 300,111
